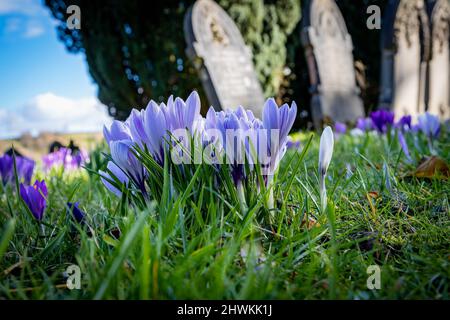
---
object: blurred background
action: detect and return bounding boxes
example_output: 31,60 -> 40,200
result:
0,0 -> 443,156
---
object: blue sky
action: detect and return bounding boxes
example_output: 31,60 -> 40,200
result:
0,0 -> 111,139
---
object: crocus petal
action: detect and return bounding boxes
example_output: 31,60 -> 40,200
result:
319,126 -> 334,175
398,131 -> 412,163
262,98 -> 279,131
67,202 -> 85,223
418,112 -> 440,138
0,155 -> 13,184
36,179 -> 48,197
99,171 -> 122,197
334,122 -> 347,135
0,155 -> 35,185
356,117 -> 373,131
100,161 -> 129,197
143,101 -> 167,161
287,102 -> 297,133
128,109 -> 148,147
261,99 -> 297,175
286,136 -> 301,150
19,184 -> 30,207
110,141 -> 132,172
110,140 -> 145,187
19,180 -> 47,220
370,110 -> 394,133
103,120 -> 131,145
395,115 -> 412,131
185,91 -> 200,132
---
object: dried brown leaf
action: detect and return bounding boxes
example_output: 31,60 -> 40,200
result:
412,156 -> 449,179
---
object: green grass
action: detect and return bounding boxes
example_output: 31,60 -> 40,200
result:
0,130 -> 448,299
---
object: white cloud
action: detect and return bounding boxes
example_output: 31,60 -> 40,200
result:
0,93 -> 112,139
23,19 -> 44,38
0,0 -> 46,16
1,0 -> 49,38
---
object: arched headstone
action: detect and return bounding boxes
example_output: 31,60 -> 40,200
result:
379,0 -> 430,118
184,0 -> 265,117
301,0 -> 364,127
427,0 -> 450,119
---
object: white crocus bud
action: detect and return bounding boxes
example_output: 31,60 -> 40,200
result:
318,126 -> 334,213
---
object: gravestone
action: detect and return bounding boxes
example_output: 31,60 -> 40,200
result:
301,0 -> 364,127
427,0 -> 450,119
379,0 -> 430,118
184,0 -> 265,118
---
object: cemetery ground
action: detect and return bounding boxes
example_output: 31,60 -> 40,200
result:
0,131 -> 448,300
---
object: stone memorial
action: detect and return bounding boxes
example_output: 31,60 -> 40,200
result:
301,0 -> 364,127
427,0 -> 450,119
379,0 -> 430,118
184,0 -> 265,117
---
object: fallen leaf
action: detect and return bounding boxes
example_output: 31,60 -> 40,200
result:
412,156 -> 449,179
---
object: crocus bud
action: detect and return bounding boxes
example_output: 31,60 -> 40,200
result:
318,126 -> 334,213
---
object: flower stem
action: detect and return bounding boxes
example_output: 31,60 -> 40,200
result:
320,174 -> 327,214
266,175 -> 275,211
236,180 -> 248,213
38,223 -> 45,245
267,189 -> 274,211
428,136 -> 436,155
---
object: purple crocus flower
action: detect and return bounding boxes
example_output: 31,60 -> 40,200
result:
67,202 -> 85,223
418,112 -> 440,139
395,115 -> 412,131
164,91 -> 201,133
370,110 -> 394,133
398,131 -> 412,163
0,154 -> 35,185
286,136 -> 301,150
43,148 -> 88,171
204,107 -> 258,184
418,112 -> 441,155
334,122 -> 347,135
124,92 -> 202,166
99,161 -> 130,197
19,180 -> 47,221
203,105 -> 267,211
99,92 -> 299,212
103,94 -> 204,197
356,117 -> 373,131
262,98 -> 297,176
319,126 -> 334,212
